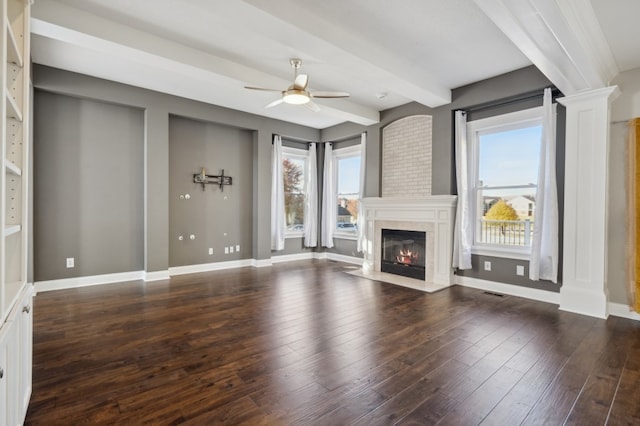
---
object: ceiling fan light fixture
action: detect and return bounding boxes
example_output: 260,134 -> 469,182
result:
283,89 -> 310,105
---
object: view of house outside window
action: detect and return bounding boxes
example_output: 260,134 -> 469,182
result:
471,109 -> 542,251
335,149 -> 361,234
282,149 -> 306,233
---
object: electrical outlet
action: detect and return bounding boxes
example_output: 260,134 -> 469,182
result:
483,261 -> 491,271
208,248 -> 213,255
516,265 -> 525,276
236,245 -> 240,252
66,257 -> 75,268
230,246 -> 234,253
224,247 -> 229,254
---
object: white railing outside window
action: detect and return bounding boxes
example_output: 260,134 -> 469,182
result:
478,219 -> 533,247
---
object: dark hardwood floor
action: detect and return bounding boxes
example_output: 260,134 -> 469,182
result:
25,260 -> 640,425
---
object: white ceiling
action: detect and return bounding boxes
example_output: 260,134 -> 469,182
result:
31,0 -> 638,129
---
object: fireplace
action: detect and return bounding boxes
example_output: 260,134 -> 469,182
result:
381,229 -> 426,280
359,196 -> 457,292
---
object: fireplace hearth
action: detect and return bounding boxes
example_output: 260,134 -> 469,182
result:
381,229 -> 426,280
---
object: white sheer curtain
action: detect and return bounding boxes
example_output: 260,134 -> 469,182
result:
321,143 -> 336,248
529,88 -> 558,282
356,132 -> 367,252
452,110 -> 472,270
270,135 -> 285,251
303,143 -> 318,247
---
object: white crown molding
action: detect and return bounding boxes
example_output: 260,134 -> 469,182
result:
474,0 -> 618,95
554,0 -> 618,84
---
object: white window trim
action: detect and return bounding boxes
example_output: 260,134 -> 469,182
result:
467,106 -> 544,261
282,146 -> 308,239
333,144 -> 361,240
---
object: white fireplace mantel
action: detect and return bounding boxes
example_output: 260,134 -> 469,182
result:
360,196 -> 457,291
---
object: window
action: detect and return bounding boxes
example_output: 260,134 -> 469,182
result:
334,145 -> 361,237
468,107 -> 543,258
282,146 -> 308,236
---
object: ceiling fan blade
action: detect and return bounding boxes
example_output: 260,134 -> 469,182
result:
310,91 -> 350,98
265,98 -> 284,109
304,100 -> 320,112
293,74 -> 308,90
245,86 -> 282,92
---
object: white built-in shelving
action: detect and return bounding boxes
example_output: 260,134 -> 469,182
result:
1,0 -> 29,321
0,0 -> 32,423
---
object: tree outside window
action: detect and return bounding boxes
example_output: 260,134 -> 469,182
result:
470,107 -> 542,251
282,151 -> 306,233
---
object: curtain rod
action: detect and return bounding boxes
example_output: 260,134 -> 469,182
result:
460,87 -> 561,115
321,131 -> 366,144
275,134 -> 315,145
273,131 -> 366,144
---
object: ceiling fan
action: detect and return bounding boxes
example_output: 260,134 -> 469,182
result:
244,58 -> 349,111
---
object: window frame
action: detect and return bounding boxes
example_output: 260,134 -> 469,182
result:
467,106 -> 546,260
333,144 -> 362,240
281,145 -> 309,239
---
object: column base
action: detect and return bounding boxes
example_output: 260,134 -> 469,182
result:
559,284 -> 608,319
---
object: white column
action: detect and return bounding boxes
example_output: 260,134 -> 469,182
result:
558,86 -> 619,318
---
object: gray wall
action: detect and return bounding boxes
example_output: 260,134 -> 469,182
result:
33,90 -> 144,280
443,67 -> 564,292
169,116 -> 253,266
320,66 -> 564,293
32,63 -> 569,293
33,64 -> 319,279
320,103 -> 436,257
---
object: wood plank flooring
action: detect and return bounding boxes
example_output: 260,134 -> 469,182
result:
24,260 -> 640,425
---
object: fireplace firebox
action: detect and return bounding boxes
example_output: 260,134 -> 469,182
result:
380,229 -> 426,280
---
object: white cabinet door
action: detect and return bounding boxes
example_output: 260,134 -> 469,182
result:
18,285 -> 32,420
0,284 -> 32,426
0,324 -> 9,426
0,316 -> 19,426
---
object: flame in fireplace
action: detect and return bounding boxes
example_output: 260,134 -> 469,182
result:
396,248 -> 418,265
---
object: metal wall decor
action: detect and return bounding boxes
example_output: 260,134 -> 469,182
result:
193,168 -> 232,191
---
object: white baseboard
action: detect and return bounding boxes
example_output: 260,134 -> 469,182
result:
168,259 -> 255,276
35,270 -> 145,292
325,252 -> 364,265
454,275 -> 560,305
271,252 -> 316,264
253,258 -> 273,268
608,302 -> 640,321
34,254 -> 365,292
270,251 -> 363,266
144,270 -> 170,282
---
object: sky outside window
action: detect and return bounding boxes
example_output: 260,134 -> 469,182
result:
478,125 -> 541,196
338,155 -> 361,196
